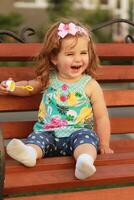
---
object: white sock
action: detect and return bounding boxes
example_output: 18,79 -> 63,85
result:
75,154 -> 96,180
6,138 -> 37,167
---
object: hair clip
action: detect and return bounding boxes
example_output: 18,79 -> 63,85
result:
58,22 -> 88,38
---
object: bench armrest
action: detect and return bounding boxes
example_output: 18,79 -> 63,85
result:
0,127 -> 5,200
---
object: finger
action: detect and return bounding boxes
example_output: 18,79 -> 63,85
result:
110,149 -> 114,154
0,91 -> 8,95
0,84 -> 7,90
100,149 -> 105,154
106,149 -> 114,154
8,77 -> 13,81
0,85 -> 8,93
0,87 -> 8,93
108,148 -> 114,154
1,81 -> 7,87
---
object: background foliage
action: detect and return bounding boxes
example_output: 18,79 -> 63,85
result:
37,0 -> 113,42
0,0 -> 133,66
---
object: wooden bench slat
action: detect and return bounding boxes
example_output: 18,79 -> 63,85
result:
110,117 -> 134,134
0,44 -> 41,61
4,162 -> 134,195
0,90 -> 133,111
1,121 -> 34,139
0,67 -> 36,82
1,66 -> 134,82
111,139 -> 134,153
4,152 -> 134,195
1,117 -> 134,139
0,44 -> 133,61
5,152 -> 134,173
0,95 -> 41,111
5,186 -> 134,200
96,43 -> 134,60
97,65 -> 134,82
104,90 -> 134,107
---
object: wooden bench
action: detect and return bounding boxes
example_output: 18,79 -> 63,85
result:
0,43 -> 134,199
4,186 -> 134,200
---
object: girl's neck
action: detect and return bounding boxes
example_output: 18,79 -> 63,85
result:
57,73 -> 83,83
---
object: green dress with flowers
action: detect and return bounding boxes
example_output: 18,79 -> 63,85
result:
33,72 -> 94,138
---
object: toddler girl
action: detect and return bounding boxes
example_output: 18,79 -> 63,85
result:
0,19 -> 113,180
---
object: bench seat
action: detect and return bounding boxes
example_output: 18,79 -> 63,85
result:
4,150 -> 134,195
5,186 -> 134,200
0,43 -> 134,199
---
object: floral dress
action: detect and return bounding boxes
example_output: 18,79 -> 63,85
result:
33,72 -> 94,138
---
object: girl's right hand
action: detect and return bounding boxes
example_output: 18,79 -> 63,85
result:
0,78 -> 12,95
0,81 -> 8,95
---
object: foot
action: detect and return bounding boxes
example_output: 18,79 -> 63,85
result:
6,139 -> 37,167
75,154 -> 96,180
75,161 -> 96,180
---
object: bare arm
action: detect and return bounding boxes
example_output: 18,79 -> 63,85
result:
86,79 -> 114,154
0,78 -> 42,96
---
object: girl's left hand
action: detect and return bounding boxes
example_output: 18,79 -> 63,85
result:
99,145 -> 114,154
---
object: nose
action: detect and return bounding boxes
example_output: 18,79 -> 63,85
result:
73,54 -> 82,63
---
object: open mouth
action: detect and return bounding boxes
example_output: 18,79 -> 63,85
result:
71,66 -> 81,70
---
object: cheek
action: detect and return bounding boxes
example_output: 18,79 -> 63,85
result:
62,58 -> 72,68
84,56 -> 89,65
57,59 -> 71,71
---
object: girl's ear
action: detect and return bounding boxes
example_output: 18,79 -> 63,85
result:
51,56 -> 57,66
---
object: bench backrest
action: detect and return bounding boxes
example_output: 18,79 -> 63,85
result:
0,43 -> 134,152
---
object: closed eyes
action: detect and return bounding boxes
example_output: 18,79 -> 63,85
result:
65,51 -> 88,56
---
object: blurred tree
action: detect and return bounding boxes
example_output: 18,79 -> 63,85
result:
129,0 -> 134,38
47,0 -> 74,22
0,12 -> 24,43
36,0 -> 74,41
129,0 -> 134,21
0,12 -> 28,66
75,8 -> 113,42
0,12 -> 23,30
37,1 -> 113,43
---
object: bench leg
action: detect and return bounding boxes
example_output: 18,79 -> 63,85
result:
0,128 -> 5,200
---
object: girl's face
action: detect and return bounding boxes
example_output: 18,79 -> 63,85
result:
52,36 -> 89,82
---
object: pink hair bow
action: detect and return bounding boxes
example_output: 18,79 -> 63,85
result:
58,22 -> 88,38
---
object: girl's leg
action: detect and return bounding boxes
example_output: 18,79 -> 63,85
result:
27,143 -> 43,159
74,143 -> 97,160
73,143 -> 97,180
6,139 -> 43,167
6,131 -> 56,167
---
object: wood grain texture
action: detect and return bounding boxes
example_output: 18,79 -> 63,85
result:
4,155 -> 134,195
0,43 -> 133,60
5,186 -> 134,200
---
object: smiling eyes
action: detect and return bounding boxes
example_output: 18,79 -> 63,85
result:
66,51 -> 88,56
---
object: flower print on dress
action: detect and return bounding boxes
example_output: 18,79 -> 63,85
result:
56,104 -> 69,115
44,117 -> 68,129
67,93 -> 78,106
38,102 -> 46,122
61,84 -> 68,91
55,85 -> 69,104
60,95 -> 67,102
66,110 -> 77,123
59,84 -> 69,102
76,107 -> 93,124
45,88 -> 54,104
